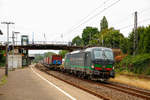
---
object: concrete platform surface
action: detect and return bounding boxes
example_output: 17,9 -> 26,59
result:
0,65 -> 101,100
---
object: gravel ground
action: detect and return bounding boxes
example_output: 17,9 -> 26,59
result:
36,64 -> 145,100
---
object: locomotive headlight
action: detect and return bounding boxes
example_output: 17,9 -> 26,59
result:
102,65 -> 105,68
113,66 -> 114,70
91,65 -> 94,69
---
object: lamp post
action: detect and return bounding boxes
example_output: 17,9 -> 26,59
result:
1,22 -> 15,76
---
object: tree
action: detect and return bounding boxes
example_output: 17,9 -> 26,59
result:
143,26 -> 150,53
100,16 -> 108,31
34,54 -> 44,63
120,37 -> 128,54
99,27 -> 124,48
0,50 -> 6,66
33,52 -> 56,63
82,26 -> 99,46
59,50 -> 68,58
44,52 -> 56,57
126,25 -> 150,55
72,36 -> 83,46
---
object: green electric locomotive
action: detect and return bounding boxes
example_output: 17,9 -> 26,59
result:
64,47 -> 115,81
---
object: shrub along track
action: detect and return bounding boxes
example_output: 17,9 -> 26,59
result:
35,64 -> 150,100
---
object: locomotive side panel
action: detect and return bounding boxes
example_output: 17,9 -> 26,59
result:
84,52 -> 92,75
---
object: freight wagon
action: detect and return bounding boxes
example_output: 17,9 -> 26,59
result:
43,55 -> 62,69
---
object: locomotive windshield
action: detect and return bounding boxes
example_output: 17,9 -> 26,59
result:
93,49 -> 114,60
93,50 -> 103,59
103,50 -> 114,60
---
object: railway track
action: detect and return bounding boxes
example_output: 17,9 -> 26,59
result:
36,64 -> 150,100
37,66 -> 110,100
108,82 -> 150,99
77,76 -> 150,100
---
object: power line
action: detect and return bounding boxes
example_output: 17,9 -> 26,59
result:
66,0 -> 120,35
64,0 -> 112,37
117,17 -> 150,30
139,7 -> 150,14
76,0 -> 111,25
112,7 -> 150,29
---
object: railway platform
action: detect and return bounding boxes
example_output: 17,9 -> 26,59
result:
0,68 -> 5,81
0,65 -> 101,100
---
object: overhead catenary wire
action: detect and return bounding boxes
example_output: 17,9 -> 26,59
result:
62,0 -> 112,37
114,7 -> 150,31
117,7 -> 150,25
117,17 -> 150,30
66,0 -> 120,36
74,0 -> 112,26
139,7 -> 150,14
58,0 -> 115,41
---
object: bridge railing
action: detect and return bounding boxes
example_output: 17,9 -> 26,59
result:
28,41 -> 70,45
0,41 -> 72,46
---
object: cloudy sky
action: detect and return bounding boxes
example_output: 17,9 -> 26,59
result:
0,0 -> 150,54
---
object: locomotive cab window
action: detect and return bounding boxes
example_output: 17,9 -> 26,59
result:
103,50 -> 114,60
93,50 -> 103,59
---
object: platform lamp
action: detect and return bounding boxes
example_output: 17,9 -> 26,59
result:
1,21 -> 15,76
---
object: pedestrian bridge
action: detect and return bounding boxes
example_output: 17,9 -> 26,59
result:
0,41 -> 84,51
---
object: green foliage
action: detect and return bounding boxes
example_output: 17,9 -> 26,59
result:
44,52 -> 56,57
33,52 -> 56,63
34,54 -> 44,63
116,54 -> 150,75
0,76 -> 7,86
82,26 -> 99,46
143,26 -> 150,53
100,16 -> 108,31
126,26 -> 150,55
72,16 -> 124,49
120,37 -> 128,54
59,50 -> 68,58
0,50 -> 6,67
72,36 -> 83,46
99,28 -> 124,48
89,33 -> 100,46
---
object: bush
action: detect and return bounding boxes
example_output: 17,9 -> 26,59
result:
115,53 -> 150,75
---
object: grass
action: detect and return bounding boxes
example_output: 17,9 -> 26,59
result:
0,76 -> 7,87
110,74 -> 150,90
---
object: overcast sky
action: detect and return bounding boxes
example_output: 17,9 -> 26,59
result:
0,0 -> 150,54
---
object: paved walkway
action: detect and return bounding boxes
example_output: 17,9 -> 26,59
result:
0,68 -> 5,81
0,66 -> 101,100
0,67 -> 71,100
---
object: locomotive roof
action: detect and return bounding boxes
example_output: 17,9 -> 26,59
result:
68,47 -> 112,55
85,47 -> 112,52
